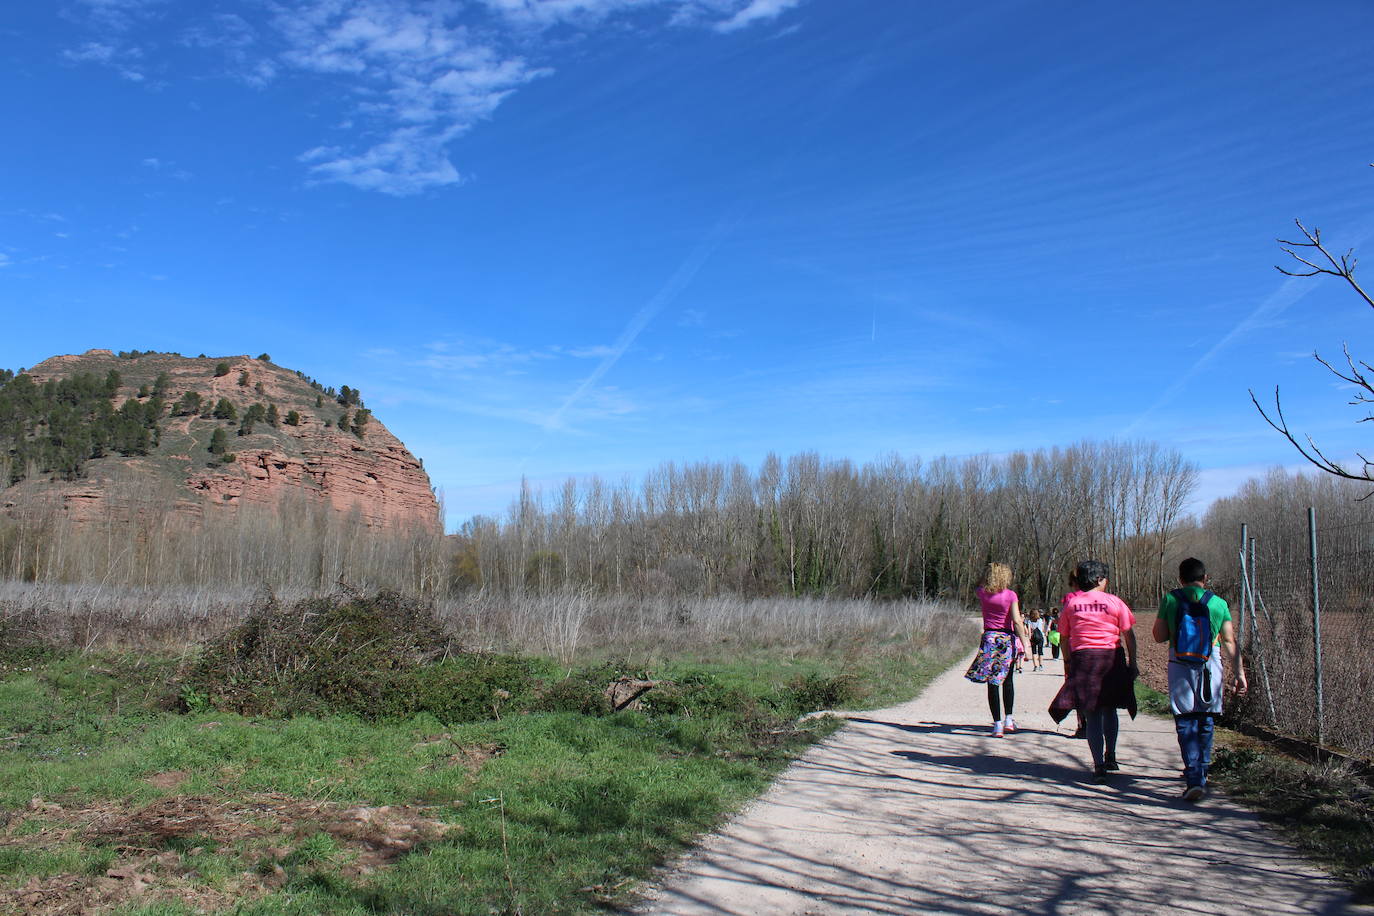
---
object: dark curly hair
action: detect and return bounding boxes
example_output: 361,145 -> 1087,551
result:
1075,559 -> 1109,590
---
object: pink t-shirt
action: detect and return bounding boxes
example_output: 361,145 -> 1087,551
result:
977,587 -> 1018,631
1059,590 -> 1134,651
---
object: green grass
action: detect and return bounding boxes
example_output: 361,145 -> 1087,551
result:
1210,738 -> 1374,902
0,639 -> 961,914
1133,680 -> 1171,717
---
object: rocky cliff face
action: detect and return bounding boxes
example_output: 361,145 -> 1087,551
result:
6,350 -> 439,532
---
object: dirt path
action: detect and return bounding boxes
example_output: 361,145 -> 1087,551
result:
635,653 -> 1368,915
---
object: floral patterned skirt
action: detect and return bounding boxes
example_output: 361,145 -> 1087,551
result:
965,630 -> 1015,685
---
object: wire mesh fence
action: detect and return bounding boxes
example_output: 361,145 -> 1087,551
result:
1237,511 -> 1374,759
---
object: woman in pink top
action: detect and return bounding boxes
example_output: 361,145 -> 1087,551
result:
1050,559 -> 1138,782
964,562 -> 1031,737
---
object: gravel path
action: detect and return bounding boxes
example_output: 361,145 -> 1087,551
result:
635,653 -> 1369,915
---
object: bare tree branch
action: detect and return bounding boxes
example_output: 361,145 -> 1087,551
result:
1275,218 -> 1374,309
1251,385 -> 1374,497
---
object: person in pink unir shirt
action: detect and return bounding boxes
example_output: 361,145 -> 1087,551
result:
1050,559 -> 1138,782
964,562 -> 1031,738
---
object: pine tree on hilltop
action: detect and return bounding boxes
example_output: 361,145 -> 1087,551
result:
173,391 -> 203,416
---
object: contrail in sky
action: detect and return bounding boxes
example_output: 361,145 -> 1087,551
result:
545,211 -> 743,431
517,209 -> 745,468
1124,223 -> 1372,436
1121,276 -> 1314,437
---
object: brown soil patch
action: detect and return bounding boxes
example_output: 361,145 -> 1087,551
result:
143,770 -> 189,790
6,867 -> 246,916
0,793 -> 460,915
414,735 -> 504,774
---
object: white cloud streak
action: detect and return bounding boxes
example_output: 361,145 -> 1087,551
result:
271,1 -> 552,194
714,0 -> 801,32
61,0 -> 806,194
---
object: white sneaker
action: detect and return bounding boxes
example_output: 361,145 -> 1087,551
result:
992,721 -> 1005,738
1004,716 -> 1017,733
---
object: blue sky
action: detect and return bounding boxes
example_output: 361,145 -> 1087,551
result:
3,0 -> 1373,529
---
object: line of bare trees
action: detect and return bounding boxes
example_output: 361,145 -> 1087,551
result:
452,440 -> 1198,607
0,484 -> 448,595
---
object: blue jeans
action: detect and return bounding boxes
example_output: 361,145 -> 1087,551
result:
1175,713 -> 1215,787
1085,709 -> 1119,768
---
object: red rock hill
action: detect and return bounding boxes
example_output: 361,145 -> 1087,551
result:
5,350 -> 439,533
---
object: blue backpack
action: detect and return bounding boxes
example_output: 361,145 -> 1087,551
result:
1170,588 -> 1215,667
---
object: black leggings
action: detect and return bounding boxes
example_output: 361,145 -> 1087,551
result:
988,668 -> 1015,720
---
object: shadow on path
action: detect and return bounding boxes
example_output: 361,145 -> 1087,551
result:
635,658 -> 1370,915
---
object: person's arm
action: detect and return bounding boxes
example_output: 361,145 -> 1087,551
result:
1011,599 -> 1030,649
1122,628 -> 1137,670
1058,611 -> 1072,674
1151,617 -> 1170,644
1219,619 -> 1248,694
1153,593 -> 1172,644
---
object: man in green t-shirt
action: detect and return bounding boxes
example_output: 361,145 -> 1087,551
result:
1152,557 -> 1247,801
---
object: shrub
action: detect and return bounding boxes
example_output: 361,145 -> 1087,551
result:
237,371 -> 249,387
214,363 -> 230,377
257,353 -> 271,362
182,591 -> 457,719
284,410 -> 300,427
387,654 -> 547,722
780,672 -> 857,715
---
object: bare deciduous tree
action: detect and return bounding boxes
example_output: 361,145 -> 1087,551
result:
1253,200 -> 1374,489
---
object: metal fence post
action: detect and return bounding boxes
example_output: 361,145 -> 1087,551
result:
1308,506 -> 1324,748
1249,536 -> 1278,727
1237,524 -> 1249,646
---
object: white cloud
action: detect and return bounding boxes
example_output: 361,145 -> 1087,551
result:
713,0 -> 801,32
276,1 -> 550,194
555,345 -> 620,359
0,254 -> 11,269
61,40 -> 147,81
67,0 -> 167,32
63,0 -> 807,194
481,0 -> 657,28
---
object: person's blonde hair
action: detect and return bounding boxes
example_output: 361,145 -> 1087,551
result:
1028,608 -> 1042,621
980,562 -> 1012,594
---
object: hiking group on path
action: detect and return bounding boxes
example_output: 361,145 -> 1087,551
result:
638,555 -> 1363,915
967,556 -> 1247,801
